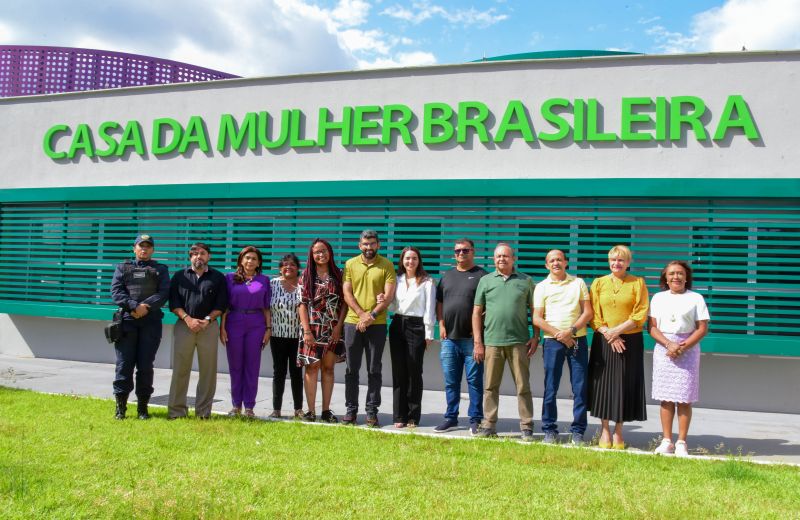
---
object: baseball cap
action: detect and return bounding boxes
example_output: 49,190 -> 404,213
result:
134,234 -> 155,246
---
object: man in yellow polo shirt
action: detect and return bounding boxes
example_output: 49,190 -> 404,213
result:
532,249 -> 593,445
342,229 -> 397,427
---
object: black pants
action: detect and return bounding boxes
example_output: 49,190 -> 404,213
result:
389,315 -> 426,423
113,315 -> 162,399
344,323 -> 386,416
270,336 -> 303,411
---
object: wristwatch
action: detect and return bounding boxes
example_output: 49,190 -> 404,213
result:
204,315 -> 212,322
570,326 -> 578,336
370,311 -> 378,319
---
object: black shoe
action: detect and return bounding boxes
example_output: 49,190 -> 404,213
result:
433,418 -> 458,433
114,394 -> 128,420
320,410 -> 339,423
342,412 -> 358,425
137,399 -> 150,420
302,410 -> 317,422
366,414 -> 380,428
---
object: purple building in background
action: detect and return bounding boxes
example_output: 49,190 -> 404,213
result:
0,45 -> 238,97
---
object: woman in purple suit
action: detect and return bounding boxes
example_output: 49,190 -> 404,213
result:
220,246 -> 272,418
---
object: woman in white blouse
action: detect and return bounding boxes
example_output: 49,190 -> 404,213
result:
649,260 -> 710,457
388,246 -> 436,428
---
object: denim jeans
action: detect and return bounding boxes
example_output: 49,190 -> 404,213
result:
541,336 -> 588,434
439,338 -> 483,423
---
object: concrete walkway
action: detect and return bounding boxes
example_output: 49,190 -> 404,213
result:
2,354 -> 798,466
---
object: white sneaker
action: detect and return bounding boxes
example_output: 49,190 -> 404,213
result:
675,440 -> 689,458
654,438 -> 674,455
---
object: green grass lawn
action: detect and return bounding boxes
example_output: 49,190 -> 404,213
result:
1,386 -> 798,519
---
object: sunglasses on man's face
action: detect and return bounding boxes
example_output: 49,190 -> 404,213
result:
454,248 -> 473,255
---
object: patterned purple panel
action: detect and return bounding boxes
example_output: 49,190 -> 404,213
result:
0,45 -> 238,97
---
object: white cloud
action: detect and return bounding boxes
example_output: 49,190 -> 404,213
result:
331,0 -> 372,27
358,50 -> 436,69
647,0 -> 800,53
0,0 -> 439,76
340,28 -> 391,55
646,24 -> 699,54
693,0 -> 800,51
381,2 -> 507,28
381,4 -> 437,24
637,16 -> 661,25
0,21 -> 15,43
441,7 -> 508,26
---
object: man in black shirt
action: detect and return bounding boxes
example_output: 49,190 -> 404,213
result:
110,234 -> 170,419
167,242 -> 228,419
434,238 -> 488,434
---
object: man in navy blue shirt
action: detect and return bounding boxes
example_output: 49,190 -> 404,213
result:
110,234 -> 170,419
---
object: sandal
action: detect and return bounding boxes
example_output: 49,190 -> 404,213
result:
269,410 -> 281,419
302,410 -> 317,422
407,420 -> 417,429
227,407 -> 241,416
244,408 -> 256,418
294,409 -> 303,419
394,422 -> 407,428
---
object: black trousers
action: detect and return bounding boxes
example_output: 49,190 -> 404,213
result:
113,315 -> 162,399
270,336 -> 303,411
344,323 -> 386,416
388,315 -> 426,423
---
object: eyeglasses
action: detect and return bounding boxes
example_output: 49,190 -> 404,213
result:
454,248 -> 473,255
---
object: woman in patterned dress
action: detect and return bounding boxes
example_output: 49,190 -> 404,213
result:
587,245 -> 649,449
268,253 -> 304,419
297,239 -> 347,423
649,261 -> 710,457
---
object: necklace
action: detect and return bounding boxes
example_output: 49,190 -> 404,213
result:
281,278 -> 298,292
243,271 -> 256,285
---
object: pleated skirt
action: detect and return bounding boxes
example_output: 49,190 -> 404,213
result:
587,332 -> 647,422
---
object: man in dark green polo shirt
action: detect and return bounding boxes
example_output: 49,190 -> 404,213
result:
472,243 -> 538,441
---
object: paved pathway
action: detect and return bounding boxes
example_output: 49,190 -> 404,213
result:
2,354 -> 798,465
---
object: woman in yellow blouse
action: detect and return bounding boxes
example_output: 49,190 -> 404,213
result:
588,245 -> 649,449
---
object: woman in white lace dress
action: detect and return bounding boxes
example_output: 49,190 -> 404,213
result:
648,260 -> 710,457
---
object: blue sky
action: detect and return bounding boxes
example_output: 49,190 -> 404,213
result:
1,1 -> 798,77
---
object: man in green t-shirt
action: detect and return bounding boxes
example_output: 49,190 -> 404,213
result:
472,243 -> 538,441
342,229 -> 397,427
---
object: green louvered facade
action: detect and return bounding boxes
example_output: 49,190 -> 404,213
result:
0,185 -> 796,357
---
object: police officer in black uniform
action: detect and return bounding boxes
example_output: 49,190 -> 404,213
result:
110,234 -> 170,419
